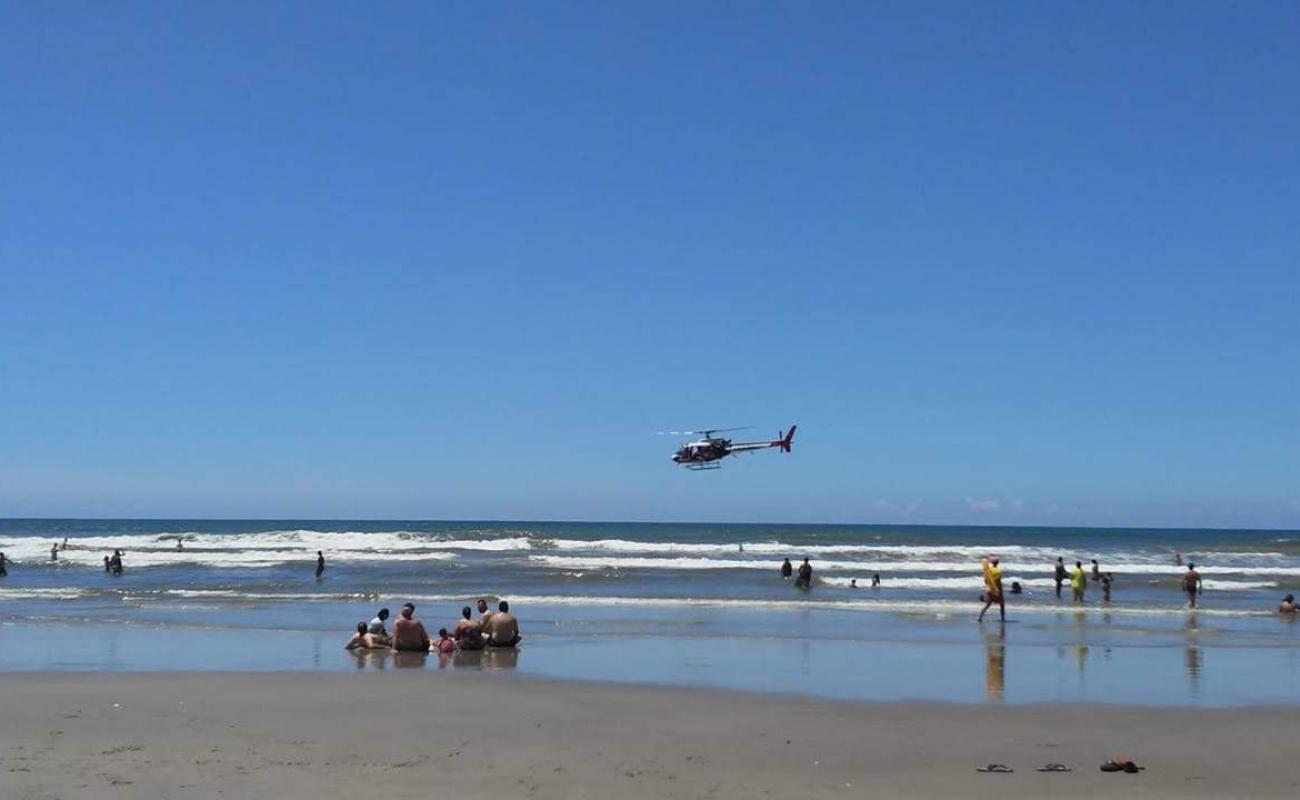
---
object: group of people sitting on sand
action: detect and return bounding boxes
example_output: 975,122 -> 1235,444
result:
346,599 -> 521,653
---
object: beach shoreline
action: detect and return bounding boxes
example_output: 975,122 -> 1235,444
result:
3,671 -> 1299,799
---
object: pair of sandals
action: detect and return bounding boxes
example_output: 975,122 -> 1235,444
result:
978,759 -> 1143,774
976,764 -> 1070,773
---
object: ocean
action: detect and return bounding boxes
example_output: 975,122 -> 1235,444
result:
3,519 -> 1299,705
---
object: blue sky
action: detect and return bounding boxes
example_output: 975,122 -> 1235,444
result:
2,2 -> 1297,527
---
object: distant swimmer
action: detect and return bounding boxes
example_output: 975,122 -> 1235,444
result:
1175,552 -> 1183,566
795,558 -> 813,590
850,579 -> 858,588
978,556 -> 1004,622
1053,557 -> 1067,599
1009,581 -> 1022,595
315,551 -> 325,580
103,555 -> 111,573
51,543 -> 58,561
62,537 -> 68,550
1070,561 -> 1085,603
1101,572 -> 1113,603
0,551 -> 8,577
1280,594 -> 1297,614
391,602 -> 431,652
1182,563 -> 1203,608
176,539 -> 183,551
110,550 -> 123,576
484,600 -> 521,647
1090,559 -> 1101,583
871,573 -> 881,588
738,543 -> 744,553
780,558 -> 793,580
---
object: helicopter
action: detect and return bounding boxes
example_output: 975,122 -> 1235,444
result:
668,426 -> 797,470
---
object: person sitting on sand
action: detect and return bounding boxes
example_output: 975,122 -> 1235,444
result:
484,600 -> 521,648
476,598 -> 494,629
368,608 -> 391,646
345,622 -> 381,650
435,628 -> 457,654
1183,563 -> 1203,608
1279,594 -> 1296,614
453,606 -> 486,650
780,558 -> 793,579
391,602 -> 431,652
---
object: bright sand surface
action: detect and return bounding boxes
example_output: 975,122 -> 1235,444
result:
3,672 -> 1299,799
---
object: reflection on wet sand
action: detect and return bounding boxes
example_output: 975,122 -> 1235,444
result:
1184,612 -> 1203,696
984,624 -> 1005,702
349,647 -> 521,672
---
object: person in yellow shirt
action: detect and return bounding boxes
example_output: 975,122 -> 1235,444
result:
1070,560 -> 1086,603
979,556 -> 1005,622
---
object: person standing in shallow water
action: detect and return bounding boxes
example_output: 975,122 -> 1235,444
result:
1183,563 -> 1203,608
315,551 -> 325,579
1053,557 -> 1067,599
780,558 -> 793,579
1070,561 -> 1086,603
795,558 -> 813,590
0,551 -> 8,576
978,556 -> 1005,622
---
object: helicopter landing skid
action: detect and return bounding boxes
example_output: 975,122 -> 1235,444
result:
685,461 -> 723,471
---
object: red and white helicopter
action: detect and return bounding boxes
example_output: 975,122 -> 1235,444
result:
667,426 -> 797,470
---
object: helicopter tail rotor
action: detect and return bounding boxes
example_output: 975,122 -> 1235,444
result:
777,425 -> 796,453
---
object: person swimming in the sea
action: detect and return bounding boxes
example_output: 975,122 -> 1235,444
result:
795,558 -> 813,590
1279,594 -> 1296,614
780,558 -> 793,580
871,573 -> 881,588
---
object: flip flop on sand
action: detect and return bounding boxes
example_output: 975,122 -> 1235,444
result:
976,764 -> 1014,773
1036,764 -> 1071,772
1100,758 -> 1145,773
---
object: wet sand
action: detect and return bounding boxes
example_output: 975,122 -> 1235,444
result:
2,672 -> 1298,799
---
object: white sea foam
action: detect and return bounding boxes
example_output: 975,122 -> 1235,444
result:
527,554 -> 1300,577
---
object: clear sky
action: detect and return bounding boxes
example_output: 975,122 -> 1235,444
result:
2,2 -> 1297,527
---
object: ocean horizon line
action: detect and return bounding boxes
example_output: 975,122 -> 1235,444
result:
2,516 -> 1298,534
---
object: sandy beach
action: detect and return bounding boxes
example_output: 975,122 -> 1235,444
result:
2,672 -> 1298,799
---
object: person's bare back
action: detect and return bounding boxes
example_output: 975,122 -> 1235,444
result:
391,603 -> 431,651
485,601 -> 521,647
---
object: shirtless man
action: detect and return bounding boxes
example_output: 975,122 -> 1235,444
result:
484,600 -> 521,647
391,602 -> 431,652
453,606 -> 485,650
1183,563 -> 1203,608
476,598 -> 494,629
